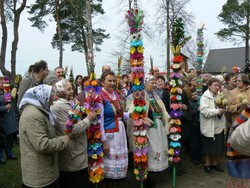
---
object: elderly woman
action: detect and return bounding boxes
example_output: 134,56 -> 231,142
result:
183,73 -> 197,100
127,75 -> 169,173
19,85 -> 69,188
200,78 -> 226,174
51,80 -> 96,188
99,71 -> 130,186
228,73 -> 250,123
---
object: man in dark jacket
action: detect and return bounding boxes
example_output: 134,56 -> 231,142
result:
17,60 -> 49,107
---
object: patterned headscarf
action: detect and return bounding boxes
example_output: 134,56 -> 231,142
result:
144,74 -> 155,84
19,84 -> 56,125
54,79 -> 67,99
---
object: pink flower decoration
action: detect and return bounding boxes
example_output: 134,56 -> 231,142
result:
170,103 -> 180,110
177,88 -> 182,94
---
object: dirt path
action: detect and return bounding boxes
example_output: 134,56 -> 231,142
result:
97,154 -> 228,188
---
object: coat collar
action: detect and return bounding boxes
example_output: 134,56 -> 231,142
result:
203,89 -> 216,100
238,85 -> 250,92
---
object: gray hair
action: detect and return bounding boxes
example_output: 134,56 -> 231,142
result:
43,75 -> 60,86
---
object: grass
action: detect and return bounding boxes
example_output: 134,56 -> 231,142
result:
0,146 -> 22,188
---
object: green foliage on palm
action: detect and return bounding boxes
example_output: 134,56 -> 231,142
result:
172,18 -> 185,47
172,17 -> 191,48
216,0 -> 250,44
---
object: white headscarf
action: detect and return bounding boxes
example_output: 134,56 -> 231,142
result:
144,74 -> 155,84
55,79 -> 67,93
19,84 -> 56,125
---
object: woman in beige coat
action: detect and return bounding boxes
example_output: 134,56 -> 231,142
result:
51,80 -> 96,188
19,85 -> 69,188
228,73 -> 250,123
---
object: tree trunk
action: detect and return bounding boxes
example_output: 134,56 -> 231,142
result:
166,0 -> 170,78
10,0 -> 27,82
55,0 -> 63,67
86,0 -> 94,75
245,0 -> 250,64
129,0 -> 132,10
0,0 -> 11,79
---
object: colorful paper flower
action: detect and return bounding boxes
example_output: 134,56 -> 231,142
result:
170,73 -> 181,79
170,110 -> 182,118
170,80 -> 177,87
172,64 -> 181,69
173,55 -> 183,63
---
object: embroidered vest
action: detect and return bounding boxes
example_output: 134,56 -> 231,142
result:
100,90 -> 122,133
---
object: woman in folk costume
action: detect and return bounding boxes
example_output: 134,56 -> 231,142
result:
50,80 -> 96,188
127,75 -> 170,172
226,107 -> 250,188
99,71 -> 130,184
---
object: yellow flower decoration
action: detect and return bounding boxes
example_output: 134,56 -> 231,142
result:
92,154 -> 97,159
90,174 -> 102,183
134,169 -> 139,175
168,148 -> 174,155
170,87 -> 177,93
95,109 -> 101,115
86,109 -> 91,115
137,46 -> 144,53
130,47 -> 136,54
170,119 -> 181,125
134,77 -> 140,85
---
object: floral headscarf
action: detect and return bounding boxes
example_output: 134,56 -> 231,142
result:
54,79 -> 68,99
144,74 -> 155,84
19,84 -> 55,125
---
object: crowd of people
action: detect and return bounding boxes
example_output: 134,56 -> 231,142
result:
0,60 -> 250,188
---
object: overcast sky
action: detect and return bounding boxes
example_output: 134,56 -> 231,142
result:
1,0 -> 236,77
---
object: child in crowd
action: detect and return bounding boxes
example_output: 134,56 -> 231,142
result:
188,89 -> 202,165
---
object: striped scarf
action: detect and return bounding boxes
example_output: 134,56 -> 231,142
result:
227,107 -> 250,179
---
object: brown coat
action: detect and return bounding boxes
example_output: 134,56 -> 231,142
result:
227,86 -> 250,123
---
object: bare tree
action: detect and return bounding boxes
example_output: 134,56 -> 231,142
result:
86,0 -> 94,75
0,0 -> 27,82
55,0 -> 63,67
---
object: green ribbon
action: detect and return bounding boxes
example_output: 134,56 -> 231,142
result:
151,112 -> 162,128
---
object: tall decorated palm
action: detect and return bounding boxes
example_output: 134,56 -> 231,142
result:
168,17 -> 190,187
196,24 -> 205,96
84,1 -> 104,186
64,1 -> 104,187
196,24 -> 205,72
126,1 -> 148,187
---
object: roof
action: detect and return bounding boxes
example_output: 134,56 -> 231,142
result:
203,47 -> 249,73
